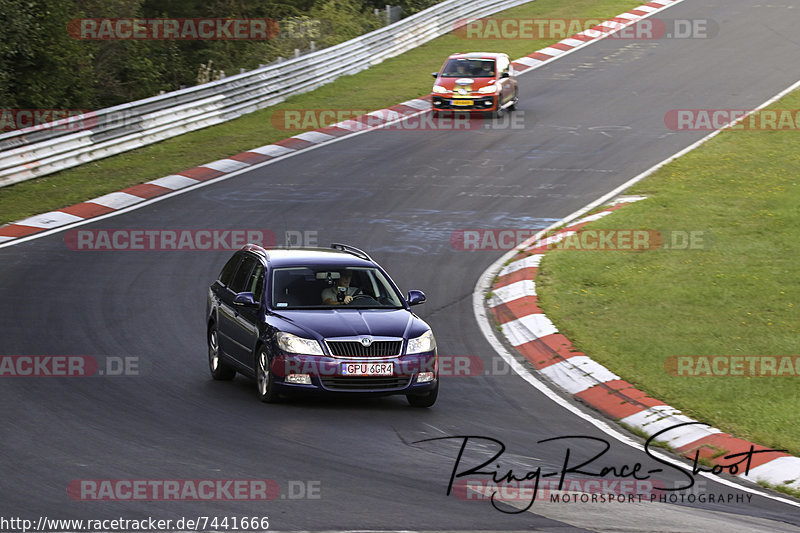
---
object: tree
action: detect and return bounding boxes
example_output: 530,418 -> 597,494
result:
0,0 -> 95,108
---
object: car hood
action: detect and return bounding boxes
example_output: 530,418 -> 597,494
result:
272,309 -> 428,341
435,76 -> 496,91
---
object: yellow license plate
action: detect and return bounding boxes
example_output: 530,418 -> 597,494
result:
452,100 -> 473,106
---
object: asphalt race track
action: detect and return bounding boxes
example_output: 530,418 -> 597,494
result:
2,1 -> 800,531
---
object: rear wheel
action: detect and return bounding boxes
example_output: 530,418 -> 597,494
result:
256,348 -> 279,403
407,380 -> 438,408
208,326 -> 235,380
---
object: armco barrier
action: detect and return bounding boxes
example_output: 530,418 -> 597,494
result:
0,0 -> 532,188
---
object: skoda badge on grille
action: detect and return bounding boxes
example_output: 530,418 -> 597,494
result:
360,337 -> 373,347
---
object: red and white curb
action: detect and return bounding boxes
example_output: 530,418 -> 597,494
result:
0,0 -> 684,247
488,196 -> 800,495
0,98 -> 432,245
508,0 -> 684,74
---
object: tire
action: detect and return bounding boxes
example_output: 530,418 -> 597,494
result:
208,326 -> 236,380
407,380 -> 438,408
256,348 -> 279,403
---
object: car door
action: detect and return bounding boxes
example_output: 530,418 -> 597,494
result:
228,262 -> 264,368
211,253 -> 242,360
218,253 -> 257,366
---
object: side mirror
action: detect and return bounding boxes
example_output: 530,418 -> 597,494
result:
407,290 -> 426,306
431,72 -> 439,78
233,292 -> 258,307
501,71 -> 510,78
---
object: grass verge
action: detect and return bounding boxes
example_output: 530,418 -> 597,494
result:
0,0 -> 642,225
536,90 -> 800,457
759,481 -> 800,501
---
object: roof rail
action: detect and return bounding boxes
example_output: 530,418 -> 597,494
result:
330,243 -> 372,262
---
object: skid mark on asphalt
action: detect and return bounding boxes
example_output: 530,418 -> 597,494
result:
357,211 -> 559,255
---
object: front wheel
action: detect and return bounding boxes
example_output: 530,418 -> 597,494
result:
407,380 -> 438,408
493,103 -> 505,119
508,89 -> 518,111
208,326 -> 235,380
256,348 -> 279,403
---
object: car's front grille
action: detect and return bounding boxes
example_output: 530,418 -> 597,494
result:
326,340 -> 402,358
320,376 -> 411,391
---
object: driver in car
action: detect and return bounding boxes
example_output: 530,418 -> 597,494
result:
321,271 -> 360,305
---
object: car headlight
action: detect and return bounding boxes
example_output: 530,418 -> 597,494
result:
407,330 -> 436,354
276,332 -> 324,355
477,84 -> 498,94
432,85 -> 448,94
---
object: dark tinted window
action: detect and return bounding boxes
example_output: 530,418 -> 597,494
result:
229,255 -> 257,293
218,255 -> 241,286
249,264 -> 265,303
271,266 -> 403,309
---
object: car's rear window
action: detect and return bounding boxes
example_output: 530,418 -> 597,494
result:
271,266 -> 404,309
440,58 -> 496,78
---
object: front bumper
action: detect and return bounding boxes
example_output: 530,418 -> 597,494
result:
270,352 -> 438,395
431,94 -> 497,111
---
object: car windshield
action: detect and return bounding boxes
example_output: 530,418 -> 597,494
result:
271,266 -> 405,309
440,58 -> 496,78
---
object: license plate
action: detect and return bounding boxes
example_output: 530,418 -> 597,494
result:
341,362 -> 393,376
452,99 -> 473,106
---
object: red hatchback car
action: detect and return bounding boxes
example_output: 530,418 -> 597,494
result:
430,52 -> 518,116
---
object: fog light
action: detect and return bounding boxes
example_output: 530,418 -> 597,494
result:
483,100 -> 493,106
417,372 -> 434,383
286,374 -> 311,384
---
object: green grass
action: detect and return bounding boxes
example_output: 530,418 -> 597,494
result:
0,0 -> 642,225
759,481 -> 800,500
619,422 -> 673,451
537,90 -> 800,457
